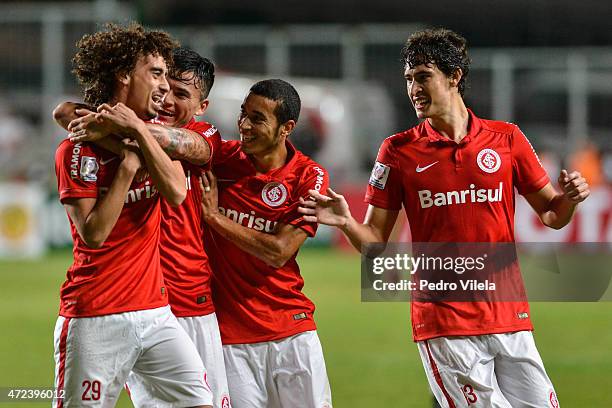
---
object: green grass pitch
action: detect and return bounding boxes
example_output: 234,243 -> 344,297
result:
0,248 -> 611,407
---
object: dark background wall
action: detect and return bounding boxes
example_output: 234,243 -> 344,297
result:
132,0 -> 612,46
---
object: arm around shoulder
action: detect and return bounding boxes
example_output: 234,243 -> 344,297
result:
145,124 -> 212,165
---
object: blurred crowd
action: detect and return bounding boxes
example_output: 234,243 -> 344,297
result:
540,142 -> 612,189
0,96 -> 610,190
0,99 -> 33,182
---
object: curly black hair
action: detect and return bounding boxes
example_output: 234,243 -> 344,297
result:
400,28 -> 471,96
171,47 -> 215,100
72,22 -> 178,106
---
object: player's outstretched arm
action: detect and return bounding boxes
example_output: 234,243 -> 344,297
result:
96,103 -> 186,207
145,124 -> 211,165
63,147 -> 142,248
298,189 -> 399,253
524,169 -> 590,230
200,171 -> 308,268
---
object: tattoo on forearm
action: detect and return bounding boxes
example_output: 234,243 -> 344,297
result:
166,128 -> 181,153
149,125 -> 209,164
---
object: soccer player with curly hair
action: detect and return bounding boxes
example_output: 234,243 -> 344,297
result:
300,27 -> 589,407
53,23 -> 212,408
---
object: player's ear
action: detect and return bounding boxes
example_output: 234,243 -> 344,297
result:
116,70 -> 131,86
195,99 -> 209,116
280,120 -> 296,138
449,68 -> 462,89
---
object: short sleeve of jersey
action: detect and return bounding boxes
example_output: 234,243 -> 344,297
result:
283,165 -> 330,237
183,121 -> 220,170
55,141 -> 99,203
208,132 -> 242,166
364,138 -> 403,210
511,126 -> 550,195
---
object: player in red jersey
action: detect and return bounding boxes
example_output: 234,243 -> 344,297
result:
199,79 -> 333,407
299,28 -> 589,407
53,24 -> 212,408
55,47 -> 229,407
126,47 -> 231,408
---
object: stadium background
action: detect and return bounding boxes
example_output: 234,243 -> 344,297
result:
0,0 -> 610,406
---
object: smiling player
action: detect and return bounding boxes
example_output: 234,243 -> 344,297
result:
54,46 -> 229,408
299,28 -> 589,407
53,24 -> 212,408
200,79 -> 333,408
125,47 -> 231,408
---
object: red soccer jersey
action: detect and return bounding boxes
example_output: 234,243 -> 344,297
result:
55,139 -> 167,317
159,119 -> 219,317
205,138 -> 329,345
365,110 -> 550,341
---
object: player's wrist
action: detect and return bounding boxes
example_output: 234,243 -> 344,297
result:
559,191 -> 578,206
339,214 -> 353,233
127,120 -> 148,140
119,152 -> 141,174
202,209 -> 221,223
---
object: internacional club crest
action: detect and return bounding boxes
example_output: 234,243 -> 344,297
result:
476,148 -> 501,173
262,182 -> 288,207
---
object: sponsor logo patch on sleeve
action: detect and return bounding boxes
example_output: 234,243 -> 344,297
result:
369,161 -> 390,189
80,156 -> 99,182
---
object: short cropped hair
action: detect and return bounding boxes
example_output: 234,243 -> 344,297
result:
73,22 -> 178,106
249,79 -> 301,124
400,28 -> 471,96
171,47 -> 215,100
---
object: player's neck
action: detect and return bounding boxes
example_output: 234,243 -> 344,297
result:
427,99 -> 469,143
110,84 -> 128,107
249,142 -> 288,175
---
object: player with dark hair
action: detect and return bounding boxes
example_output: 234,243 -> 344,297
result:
126,47 -> 231,408
169,47 -> 215,97
300,27 -> 589,407
200,79 -> 333,407
55,46 -> 229,407
53,24 -> 212,408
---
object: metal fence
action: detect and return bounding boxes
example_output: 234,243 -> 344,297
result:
1,2 -> 611,183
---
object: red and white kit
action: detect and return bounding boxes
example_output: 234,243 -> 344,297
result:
159,119 -> 218,318
54,139 -> 211,407
366,110 -> 559,407
127,119 -> 230,408
205,137 -> 333,407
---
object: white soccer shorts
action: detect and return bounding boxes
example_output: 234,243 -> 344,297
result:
223,330 -> 332,408
127,313 -> 230,408
53,306 -> 213,408
417,331 -> 559,408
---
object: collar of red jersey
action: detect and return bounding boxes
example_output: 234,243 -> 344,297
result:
244,140 -> 300,182
424,108 -> 482,144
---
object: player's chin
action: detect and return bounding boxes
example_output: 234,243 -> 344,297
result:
414,108 -> 427,119
416,104 -> 436,119
240,142 -> 256,154
145,104 -> 160,119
